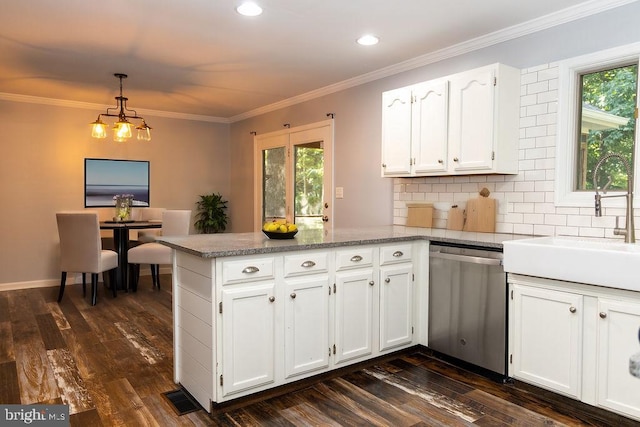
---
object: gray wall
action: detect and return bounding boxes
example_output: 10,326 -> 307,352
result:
229,1 -> 640,232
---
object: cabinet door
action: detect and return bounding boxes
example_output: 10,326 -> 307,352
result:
511,284 -> 583,399
412,80 -> 448,174
220,282 -> 276,397
284,275 -> 330,379
449,67 -> 495,172
596,298 -> 640,419
334,269 -> 375,364
379,264 -> 413,351
381,87 -> 412,176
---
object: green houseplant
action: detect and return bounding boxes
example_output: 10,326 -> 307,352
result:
194,192 -> 228,233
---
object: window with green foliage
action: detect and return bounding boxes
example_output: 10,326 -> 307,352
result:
577,64 -> 637,191
555,43 -> 640,208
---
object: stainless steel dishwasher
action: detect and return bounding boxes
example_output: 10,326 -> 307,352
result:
428,243 -> 507,377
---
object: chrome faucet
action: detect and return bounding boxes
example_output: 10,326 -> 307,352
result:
593,153 -> 635,243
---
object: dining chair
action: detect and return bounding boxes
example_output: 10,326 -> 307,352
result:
56,211 -> 118,306
127,209 -> 191,291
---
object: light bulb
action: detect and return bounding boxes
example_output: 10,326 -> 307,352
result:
90,117 -> 108,139
114,121 -> 132,142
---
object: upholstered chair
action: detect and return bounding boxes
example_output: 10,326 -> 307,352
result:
127,210 -> 191,291
56,211 -> 118,306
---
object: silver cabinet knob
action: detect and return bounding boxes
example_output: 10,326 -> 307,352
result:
392,251 -> 403,258
453,157 -> 459,162
438,159 -> 443,164
569,306 -> 577,313
290,293 -> 296,299
369,281 -> 374,286
350,255 -> 363,262
385,278 -> 391,283
242,266 -> 259,274
599,312 -> 607,319
301,260 -> 316,268
269,296 -> 275,303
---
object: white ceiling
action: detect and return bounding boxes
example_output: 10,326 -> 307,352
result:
0,0 -> 630,121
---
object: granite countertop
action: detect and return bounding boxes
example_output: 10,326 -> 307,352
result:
158,225 -> 534,258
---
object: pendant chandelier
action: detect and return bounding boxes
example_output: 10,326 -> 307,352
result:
90,73 -> 152,142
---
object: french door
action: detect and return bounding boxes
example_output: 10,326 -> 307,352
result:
254,120 -> 333,232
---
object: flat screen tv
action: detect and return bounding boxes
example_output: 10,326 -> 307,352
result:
84,158 -> 150,207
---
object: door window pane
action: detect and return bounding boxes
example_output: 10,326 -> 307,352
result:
294,142 -> 324,230
576,64 -> 637,191
262,147 -> 286,221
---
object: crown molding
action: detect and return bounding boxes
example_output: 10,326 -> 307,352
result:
229,0 -> 637,123
0,92 -> 230,124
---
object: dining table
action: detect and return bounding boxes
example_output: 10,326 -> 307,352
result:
100,220 -> 162,291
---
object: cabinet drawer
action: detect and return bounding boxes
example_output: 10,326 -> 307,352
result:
380,244 -> 413,265
335,247 -> 374,271
221,257 -> 275,284
284,252 -> 329,277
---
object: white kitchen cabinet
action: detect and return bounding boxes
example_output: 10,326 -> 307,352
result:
381,86 -> 412,176
283,251 -> 330,379
381,80 -> 448,176
510,283 -> 583,399
334,269 -> 375,364
509,274 -> 640,422
173,239 -> 423,412
379,244 -> 414,352
596,298 -> 640,419
220,281 -> 277,397
379,263 -> 413,351
381,63 -> 520,177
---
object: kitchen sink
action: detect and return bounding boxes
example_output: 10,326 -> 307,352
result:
503,236 -> 640,292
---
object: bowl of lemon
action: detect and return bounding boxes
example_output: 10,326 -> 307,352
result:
262,221 -> 298,239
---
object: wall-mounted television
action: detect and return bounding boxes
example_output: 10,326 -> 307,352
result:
84,158 -> 150,207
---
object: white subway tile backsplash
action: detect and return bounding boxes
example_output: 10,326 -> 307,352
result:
513,223 -> 534,234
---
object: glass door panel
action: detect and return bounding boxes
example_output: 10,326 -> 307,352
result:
294,142 -> 324,230
262,146 -> 287,222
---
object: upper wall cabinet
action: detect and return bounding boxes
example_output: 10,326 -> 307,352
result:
381,63 -> 521,177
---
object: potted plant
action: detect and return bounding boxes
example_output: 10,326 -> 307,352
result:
194,192 -> 228,233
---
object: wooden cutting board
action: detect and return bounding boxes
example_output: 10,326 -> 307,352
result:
464,196 -> 496,232
447,206 -> 464,230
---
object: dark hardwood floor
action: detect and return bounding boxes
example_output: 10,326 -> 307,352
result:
1,275 -> 638,426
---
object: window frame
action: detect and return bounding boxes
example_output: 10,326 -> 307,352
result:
555,42 -> 640,208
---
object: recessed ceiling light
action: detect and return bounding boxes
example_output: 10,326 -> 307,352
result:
357,35 -> 379,46
236,2 -> 263,17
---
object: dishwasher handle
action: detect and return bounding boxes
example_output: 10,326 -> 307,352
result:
430,250 -> 503,266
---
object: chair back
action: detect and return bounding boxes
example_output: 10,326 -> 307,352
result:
139,207 -> 166,222
162,210 -> 191,236
56,212 -> 103,273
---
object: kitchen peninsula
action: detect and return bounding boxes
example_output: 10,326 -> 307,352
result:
159,226 -> 518,412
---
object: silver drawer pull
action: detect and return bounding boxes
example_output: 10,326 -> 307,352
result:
242,266 -> 260,274
301,260 -> 316,268
350,255 -> 363,262
392,251 -> 404,258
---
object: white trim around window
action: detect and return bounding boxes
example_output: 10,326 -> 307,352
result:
555,42 -> 640,208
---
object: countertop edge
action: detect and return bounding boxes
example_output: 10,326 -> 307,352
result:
159,227 -> 533,258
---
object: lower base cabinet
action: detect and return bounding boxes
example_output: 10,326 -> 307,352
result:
284,274 -> 330,379
220,282 -> 276,397
174,242 -> 420,411
509,274 -> 640,421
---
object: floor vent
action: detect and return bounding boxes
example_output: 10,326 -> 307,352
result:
162,388 -> 201,415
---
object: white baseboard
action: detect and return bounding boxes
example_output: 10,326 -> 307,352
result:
0,267 -> 172,292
